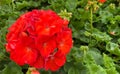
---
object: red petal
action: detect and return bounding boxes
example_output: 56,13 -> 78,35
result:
30,56 -> 44,69
5,38 -> 19,52
35,10 -> 63,36
56,28 -> 73,54
37,38 -> 56,58
99,0 -> 106,3
10,45 -> 38,65
54,51 -> 66,66
58,39 -> 72,54
63,19 -> 69,27
45,58 -> 60,71
22,47 -> 38,64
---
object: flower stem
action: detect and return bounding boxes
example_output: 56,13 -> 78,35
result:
90,8 -> 93,33
12,0 -> 15,11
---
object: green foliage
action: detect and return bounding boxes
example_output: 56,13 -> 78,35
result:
103,54 -> 119,74
1,62 -> 23,74
0,0 -> 120,74
106,42 -> 120,56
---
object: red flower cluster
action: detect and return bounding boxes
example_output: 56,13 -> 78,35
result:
98,0 -> 106,3
6,10 -> 72,71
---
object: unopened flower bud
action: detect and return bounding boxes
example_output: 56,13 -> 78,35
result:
110,32 -> 115,35
88,1 -> 94,5
31,70 -> 40,74
109,3 -> 115,9
93,5 -> 99,12
85,6 -> 90,10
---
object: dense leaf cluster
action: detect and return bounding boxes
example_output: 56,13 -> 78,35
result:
0,0 -> 120,74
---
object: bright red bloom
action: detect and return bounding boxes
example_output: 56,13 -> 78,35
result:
45,51 -> 66,71
98,0 -> 106,3
6,9 -> 72,71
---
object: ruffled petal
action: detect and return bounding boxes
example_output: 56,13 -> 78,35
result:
30,55 -> 44,69
37,38 -> 56,58
56,27 -> 73,54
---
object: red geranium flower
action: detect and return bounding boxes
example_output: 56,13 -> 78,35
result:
6,9 -> 72,71
98,0 -> 106,3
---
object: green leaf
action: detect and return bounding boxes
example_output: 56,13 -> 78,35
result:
65,0 -> 78,11
48,0 -> 58,4
84,55 -> 107,74
1,62 -> 23,74
99,10 -> 113,24
103,53 -> 115,68
106,42 -> 120,56
103,54 -> 119,74
116,64 -> 120,73
48,0 -> 65,12
64,63 -> 71,72
40,70 -> 51,74
86,63 -> 107,74
115,15 -> 120,21
16,1 -> 29,10
68,67 -> 79,74
84,54 -> 105,74
16,1 -> 40,10
88,48 -> 103,65
83,49 -> 106,74
0,0 -> 12,5
92,28 -> 112,42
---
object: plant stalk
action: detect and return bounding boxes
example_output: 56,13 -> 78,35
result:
90,8 -> 93,33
